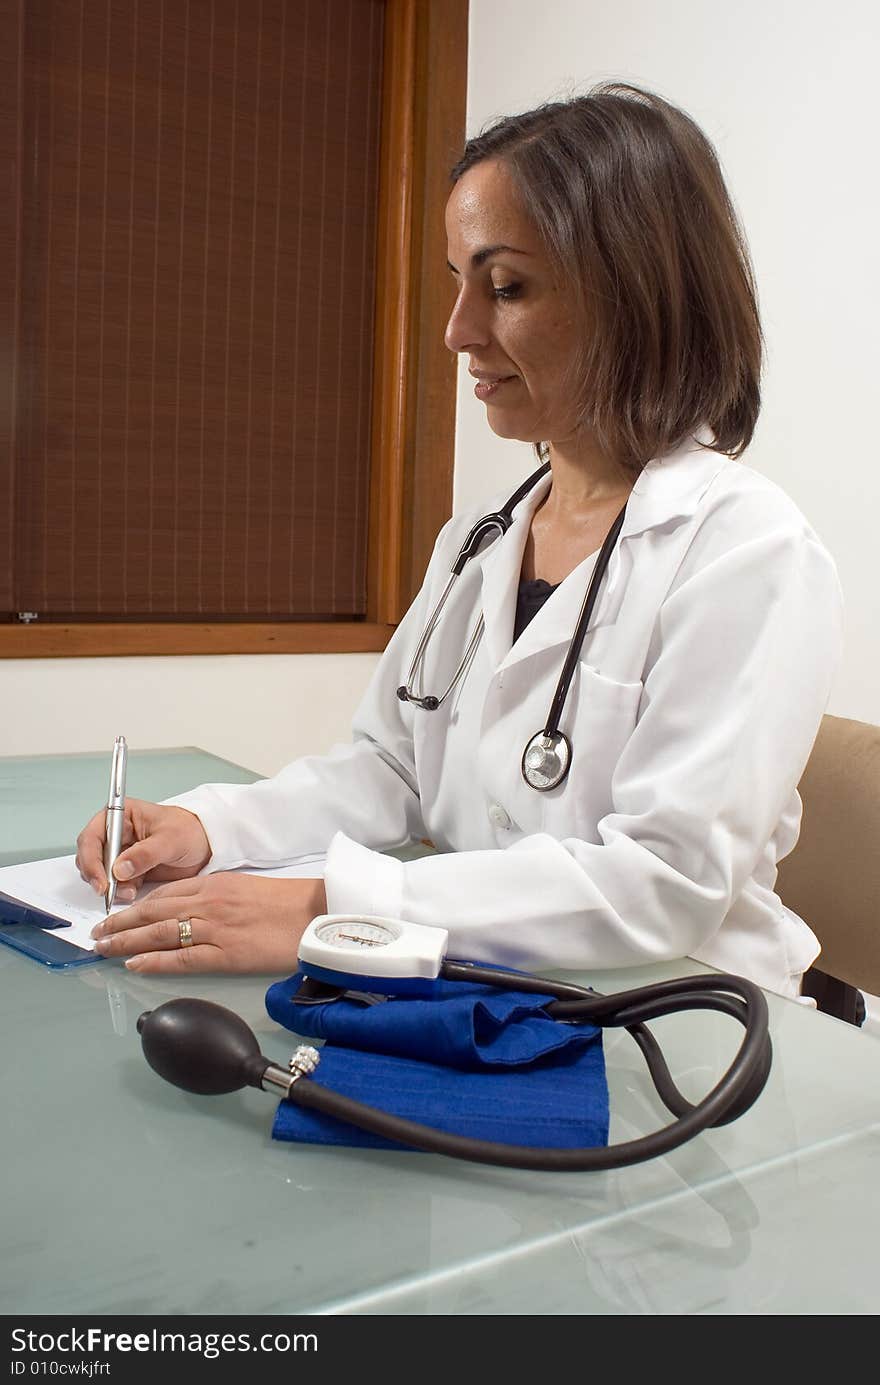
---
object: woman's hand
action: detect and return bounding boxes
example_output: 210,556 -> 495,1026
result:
76,799 -> 213,903
90,873 -> 327,974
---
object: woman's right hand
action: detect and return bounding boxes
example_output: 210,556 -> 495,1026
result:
75,799 -> 212,903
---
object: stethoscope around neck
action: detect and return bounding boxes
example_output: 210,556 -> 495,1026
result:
397,461 -> 628,792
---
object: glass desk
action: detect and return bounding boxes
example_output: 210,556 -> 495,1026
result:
0,747 -> 261,867
2,749 -> 879,1315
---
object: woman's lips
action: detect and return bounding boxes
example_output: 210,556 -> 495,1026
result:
473,375 -> 516,400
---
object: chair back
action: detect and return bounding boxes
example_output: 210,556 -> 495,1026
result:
776,714 -> 880,994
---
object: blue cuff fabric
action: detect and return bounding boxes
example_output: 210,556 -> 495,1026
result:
266,971 -> 609,1153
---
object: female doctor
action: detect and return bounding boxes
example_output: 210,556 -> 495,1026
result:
78,83 -> 842,1000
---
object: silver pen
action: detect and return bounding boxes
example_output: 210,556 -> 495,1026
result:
103,736 -> 128,914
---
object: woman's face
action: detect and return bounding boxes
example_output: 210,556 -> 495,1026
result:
445,158 -> 581,447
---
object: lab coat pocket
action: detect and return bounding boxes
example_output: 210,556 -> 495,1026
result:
543,664 -> 644,840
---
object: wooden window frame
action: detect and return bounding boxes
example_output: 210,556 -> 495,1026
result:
0,0 -> 467,659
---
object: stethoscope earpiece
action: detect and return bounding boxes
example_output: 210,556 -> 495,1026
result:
397,685 -> 439,711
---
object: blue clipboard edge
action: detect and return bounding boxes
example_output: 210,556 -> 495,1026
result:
0,891 -> 105,969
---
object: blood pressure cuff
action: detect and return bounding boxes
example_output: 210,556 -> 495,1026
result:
265,972 -> 609,1153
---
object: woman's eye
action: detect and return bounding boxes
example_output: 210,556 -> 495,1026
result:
492,282 -> 522,301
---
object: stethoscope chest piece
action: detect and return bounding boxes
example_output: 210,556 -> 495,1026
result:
521,730 -> 572,791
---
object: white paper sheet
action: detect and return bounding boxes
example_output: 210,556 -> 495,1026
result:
0,853 -> 327,952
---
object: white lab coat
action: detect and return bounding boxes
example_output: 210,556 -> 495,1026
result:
172,435 -> 843,998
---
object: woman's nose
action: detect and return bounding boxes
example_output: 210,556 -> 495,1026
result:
444,287 -> 490,354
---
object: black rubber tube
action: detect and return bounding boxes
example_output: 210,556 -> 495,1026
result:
281,967 -> 772,1170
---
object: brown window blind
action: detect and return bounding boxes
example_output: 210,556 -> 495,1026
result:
7,0 -> 385,622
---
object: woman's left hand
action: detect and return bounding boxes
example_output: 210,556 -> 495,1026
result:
90,873 -> 327,974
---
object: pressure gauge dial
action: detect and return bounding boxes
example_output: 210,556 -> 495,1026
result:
313,918 -> 401,950
298,913 -> 449,987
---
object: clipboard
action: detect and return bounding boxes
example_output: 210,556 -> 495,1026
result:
0,891 -> 105,969
0,854 -> 327,971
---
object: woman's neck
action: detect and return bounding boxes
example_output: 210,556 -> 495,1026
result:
520,437 -> 633,585
541,437 -> 633,518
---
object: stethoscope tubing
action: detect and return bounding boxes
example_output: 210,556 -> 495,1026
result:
398,463 -> 550,709
397,459 -> 628,790
541,500 -> 627,737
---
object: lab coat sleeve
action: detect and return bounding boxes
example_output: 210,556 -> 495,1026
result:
163,521 -> 462,870
323,523 -> 844,974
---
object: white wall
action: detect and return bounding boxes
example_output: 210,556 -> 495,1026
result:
456,0 -> 880,728
1,654 -> 380,775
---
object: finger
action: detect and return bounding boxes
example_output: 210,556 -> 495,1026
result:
93,915 -> 201,958
92,892 -> 204,939
75,814 -> 112,894
137,876 -> 206,901
110,823 -> 193,886
123,943 -> 226,974
78,857 -> 137,900
76,813 -> 138,895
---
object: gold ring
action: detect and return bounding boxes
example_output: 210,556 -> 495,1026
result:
178,918 -> 194,948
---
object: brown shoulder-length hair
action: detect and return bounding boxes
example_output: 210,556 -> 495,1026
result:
451,83 -> 762,472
